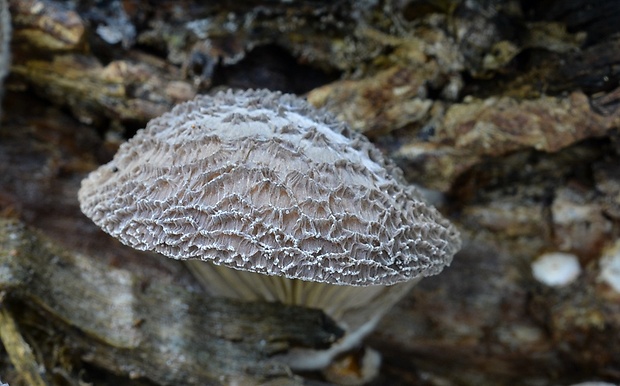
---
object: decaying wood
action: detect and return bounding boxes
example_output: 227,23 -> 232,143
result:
2,0 -> 620,385
0,218 -> 342,385
0,304 -> 47,386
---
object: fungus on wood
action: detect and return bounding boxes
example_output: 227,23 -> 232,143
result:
78,88 -> 461,383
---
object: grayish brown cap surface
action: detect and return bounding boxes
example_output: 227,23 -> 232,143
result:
79,89 -> 461,286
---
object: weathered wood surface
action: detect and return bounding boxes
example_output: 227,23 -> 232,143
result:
0,218 -> 342,385
2,0 -> 620,385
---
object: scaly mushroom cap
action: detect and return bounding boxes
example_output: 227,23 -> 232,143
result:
79,89 -> 461,286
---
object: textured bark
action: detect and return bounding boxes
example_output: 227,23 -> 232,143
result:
0,218 -> 342,386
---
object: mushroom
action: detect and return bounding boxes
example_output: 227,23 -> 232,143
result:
78,89 -> 461,383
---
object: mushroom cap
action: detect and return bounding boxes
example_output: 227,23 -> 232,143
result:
79,89 -> 461,286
